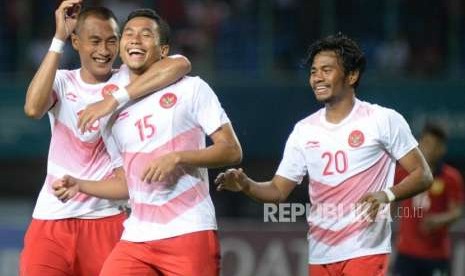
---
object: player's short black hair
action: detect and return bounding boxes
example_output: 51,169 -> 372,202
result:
421,122 -> 448,142
122,9 -> 170,45
305,33 -> 366,88
75,7 -> 119,35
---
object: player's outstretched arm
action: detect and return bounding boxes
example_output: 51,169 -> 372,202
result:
141,123 -> 242,183
24,0 -> 81,119
53,167 -> 129,202
78,55 -> 191,133
215,169 -> 297,204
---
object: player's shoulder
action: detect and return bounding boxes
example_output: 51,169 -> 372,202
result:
175,75 -> 216,95
177,75 -> 207,86
361,101 -> 406,126
294,109 -> 323,131
367,101 -> 400,117
56,68 -> 79,80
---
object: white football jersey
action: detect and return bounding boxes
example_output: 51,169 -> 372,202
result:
276,99 -> 418,264
32,68 -> 125,220
102,73 -> 229,242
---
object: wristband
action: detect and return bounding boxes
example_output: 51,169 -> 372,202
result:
111,87 -> 130,106
49,38 -> 65,54
383,188 -> 396,203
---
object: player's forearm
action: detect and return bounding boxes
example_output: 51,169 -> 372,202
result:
177,140 -> 242,168
428,207 -> 462,227
391,165 -> 433,202
78,176 -> 129,200
24,51 -> 61,119
126,55 -> 191,100
242,180 -> 286,204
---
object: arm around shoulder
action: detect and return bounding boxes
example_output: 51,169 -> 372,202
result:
125,54 -> 191,100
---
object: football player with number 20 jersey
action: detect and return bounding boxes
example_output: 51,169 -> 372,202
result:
215,34 -> 433,276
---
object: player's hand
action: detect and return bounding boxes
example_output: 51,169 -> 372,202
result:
215,168 -> 249,192
54,0 -> 82,41
141,152 -> 181,183
78,97 -> 118,133
356,191 -> 389,222
52,175 -> 79,203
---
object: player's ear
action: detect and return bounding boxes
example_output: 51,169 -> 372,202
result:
71,33 -> 79,51
160,45 -> 170,58
348,70 -> 360,86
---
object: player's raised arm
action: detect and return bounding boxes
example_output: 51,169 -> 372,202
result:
78,55 -> 191,132
24,0 -> 82,119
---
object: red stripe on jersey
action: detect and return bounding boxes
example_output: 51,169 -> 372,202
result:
48,119 -> 112,175
123,127 -> 203,192
131,180 -> 208,224
310,153 -> 391,208
309,220 -> 372,246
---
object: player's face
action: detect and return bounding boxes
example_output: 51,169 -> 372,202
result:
120,17 -> 169,75
419,133 -> 446,164
309,51 -> 353,104
72,16 -> 119,83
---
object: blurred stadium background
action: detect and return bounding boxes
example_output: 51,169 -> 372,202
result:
1,0 -> 465,275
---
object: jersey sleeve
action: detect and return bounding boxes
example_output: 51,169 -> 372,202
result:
275,126 -> 307,184
191,77 -> 230,135
378,108 -> 418,160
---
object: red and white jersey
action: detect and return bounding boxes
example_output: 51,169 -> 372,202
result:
32,68 -> 125,220
102,74 -> 229,242
276,99 -> 418,264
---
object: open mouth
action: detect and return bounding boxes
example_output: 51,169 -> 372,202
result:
92,57 -> 112,64
127,48 -> 146,59
314,85 -> 329,94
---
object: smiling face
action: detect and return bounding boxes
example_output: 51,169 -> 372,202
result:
71,16 -> 119,83
120,17 -> 169,76
309,50 -> 358,104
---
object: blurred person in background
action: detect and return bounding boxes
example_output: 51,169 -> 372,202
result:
215,33 -> 432,276
53,9 -> 242,275
21,1 -> 190,275
393,122 -> 464,276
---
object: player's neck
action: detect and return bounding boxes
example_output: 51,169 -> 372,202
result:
129,71 -> 143,82
80,69 -> 112,84
324,95 -> 355,124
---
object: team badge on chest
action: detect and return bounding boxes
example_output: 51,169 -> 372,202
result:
348,130 -> 364,148
101,84 -> 119,98
159,92 -> 177,109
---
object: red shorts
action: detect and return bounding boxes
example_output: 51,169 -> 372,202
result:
99,230 -> 220,276
19,213 -> 125,276
308,254 -> 389,276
